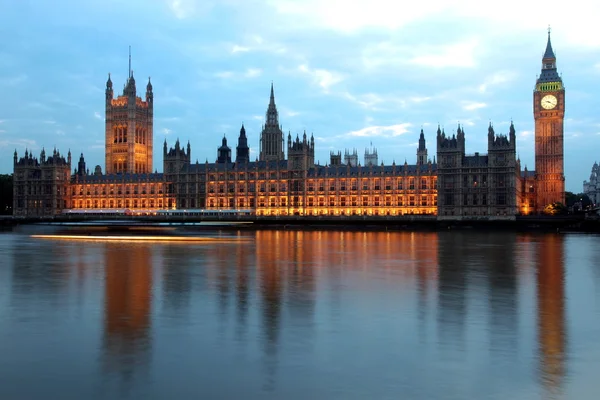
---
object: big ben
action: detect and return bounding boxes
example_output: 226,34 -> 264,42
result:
533,29 -> 565,212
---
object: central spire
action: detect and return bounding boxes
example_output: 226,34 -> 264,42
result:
543,26 -> 556,60
265,82 -> 279,126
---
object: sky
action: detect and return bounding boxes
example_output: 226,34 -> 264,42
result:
0,0 -> 599,192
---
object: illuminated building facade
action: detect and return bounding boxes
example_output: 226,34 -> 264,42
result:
12,32 -> 566,219
105,51 -> 154,175
531,30 -> 565,211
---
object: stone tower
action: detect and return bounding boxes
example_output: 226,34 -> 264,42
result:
533,29 -> 565,210
105,49 -> 153,175
236,124 -> 250,164
417,128 -> 428,165
436,125 -> 465,216
259,83 -> 285,162
287,131 -> 315,171
217,135 -> 232,164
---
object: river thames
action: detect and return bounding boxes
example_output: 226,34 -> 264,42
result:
0,229 -> 599,399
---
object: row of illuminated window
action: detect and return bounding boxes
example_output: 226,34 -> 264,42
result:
74,198 -> 174,209
185,172 -> 436,182
72,185 -> 164,196
199,179 -> 437,194
112,125 -> 149,145
205,195 -> 437,209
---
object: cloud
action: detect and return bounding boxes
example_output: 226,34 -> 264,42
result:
342,92 -> 431,111
0,138 -> 36,149
228,35 -> 287,56
519,130 -> 533,138
43,120 -> 57,125
0,130 -> 5,134
346,123 -> 412,138
266,0 -> 600,47
244,68 -> 262,78
267,0 -> 441,33
166,0 -> 211,19
478,71 -> 517,93
56,130 -> 65,136
94,112 -> 102,120
214,71 -> 234,79
298,64 -> 343,93
214,68 -> 262,79
462,102 -> 487,111
162,128 -> 173,135
409,39 -> 479,68
252,115 -> 263,121
231,45 -> 251,54
0,74 -> 27,86
280,107 -> 300,117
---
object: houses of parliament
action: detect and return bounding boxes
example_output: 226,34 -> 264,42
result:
12,32 -> 566,219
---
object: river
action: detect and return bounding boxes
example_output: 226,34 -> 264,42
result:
0,229 -> 598,399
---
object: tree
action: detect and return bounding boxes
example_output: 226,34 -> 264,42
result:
0,174 -> 13,215
543,202 -> 568,216
565,191 -> 592,211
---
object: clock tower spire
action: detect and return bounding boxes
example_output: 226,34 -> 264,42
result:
533,27 -> 565,212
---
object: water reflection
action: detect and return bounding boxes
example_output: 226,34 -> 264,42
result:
0,230 -> 585,400
536,234 -> 567,397
487,233 -> 518,355
162,246 -> 193,317
437,232 -> 469,350
102,243 -> 153,389
256,232 -> 286,391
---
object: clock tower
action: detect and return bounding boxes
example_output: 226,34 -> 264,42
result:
533,29 -> 565,212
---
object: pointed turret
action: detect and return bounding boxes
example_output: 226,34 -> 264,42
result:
543,29 -> 556,60
537,28 -> 561,84
236,123 -> 250,164
217,134 -> 231,163
509,120 -> 516,142
13,149 -> 17,165
417,128 -> 427,165
259,82 -> 284,161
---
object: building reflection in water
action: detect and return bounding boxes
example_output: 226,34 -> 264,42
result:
486,232 -> 518,355
102,243 -> 153,389
10,239 -> 70,300
161,245 -> 193,317
415,232 -> 438,341
436,232 -> 469,350
536,234 -> 567,397
235,239 -> 252,338
255,231 -> 286,391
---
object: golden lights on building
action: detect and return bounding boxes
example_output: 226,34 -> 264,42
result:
12,32 -> 566,218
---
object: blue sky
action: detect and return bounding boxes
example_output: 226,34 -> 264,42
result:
0,0 -> 599,192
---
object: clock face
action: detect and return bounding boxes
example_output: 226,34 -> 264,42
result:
541,94 -> 558,110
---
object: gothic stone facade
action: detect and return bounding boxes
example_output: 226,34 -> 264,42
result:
12,32 -> 566,219
436,124 -> 519,219
12,149 -> 71,217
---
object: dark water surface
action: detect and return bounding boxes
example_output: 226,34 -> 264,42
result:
0,229 -> 599,399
